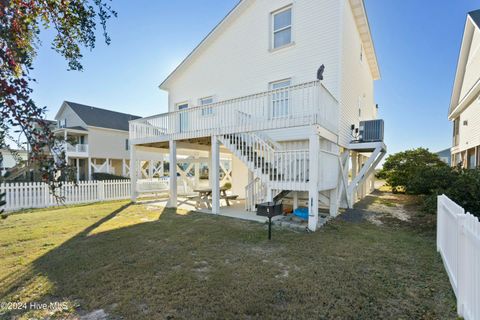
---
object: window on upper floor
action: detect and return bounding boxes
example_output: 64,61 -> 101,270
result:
58,119 -> 67,128
200,96 -> 214,116
125,139 -> 129,151
453,118 -> 460,146
272,6 -> 292,49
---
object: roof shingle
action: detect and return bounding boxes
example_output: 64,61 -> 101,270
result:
470,9 -> 480,28
64,101 -> 141,132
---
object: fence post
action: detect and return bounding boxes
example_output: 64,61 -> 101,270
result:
456,214 -> 466,318
437,195 -> 442,252
97,181 -> 105,201
43,183 -> 50,207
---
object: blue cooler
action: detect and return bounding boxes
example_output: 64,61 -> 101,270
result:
293,207 -> 309,220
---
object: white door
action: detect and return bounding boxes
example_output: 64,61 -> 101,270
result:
270,79 -> 291,118
178,103 -> 189,133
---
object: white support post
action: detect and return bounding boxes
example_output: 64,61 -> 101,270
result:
308,133 -> 320,231
76,158 -> 80,182
266,188 -> 273,202
248,170 -> 254,203
130,146 -> 138,202
105,158 -> 110,174
211,136 -> 220,214
329,145 -> 341,217
64,129 -> 69,163
122,159 -> 126,177
293,192 -> 299,210
88,157 -> 92,180
148,160 -> 154,179
194,154 -> 200,188
168,140 -> 177,208
208,150 -> 212,188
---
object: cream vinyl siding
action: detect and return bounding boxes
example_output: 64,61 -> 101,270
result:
339,1 -> 375,147
55,104 -> 87,128
166,0 -> 341,114
458,96 -> 480,152
459,27 -> 480,101
87,127 -> 130,159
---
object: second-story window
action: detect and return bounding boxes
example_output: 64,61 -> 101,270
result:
125,139 -> 129,151
453,118 -> 460,147
200,96 -> 214,116
272,6 -> 292,49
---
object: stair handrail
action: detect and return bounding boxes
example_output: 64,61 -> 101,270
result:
235,111 -> 283,150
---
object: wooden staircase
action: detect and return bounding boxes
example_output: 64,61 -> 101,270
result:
218,132 -> 310,211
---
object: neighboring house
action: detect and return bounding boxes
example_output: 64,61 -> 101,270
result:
0,149 -> 28,177
129,0 -> 386,231
449,10 -> 480,168
436,148 -> 452,166
54,101 -> 163,181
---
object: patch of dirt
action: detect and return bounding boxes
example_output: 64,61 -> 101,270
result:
341,191 -> 428,229
192,260 -> 210,280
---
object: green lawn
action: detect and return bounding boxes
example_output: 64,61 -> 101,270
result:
0,193 -> 457,319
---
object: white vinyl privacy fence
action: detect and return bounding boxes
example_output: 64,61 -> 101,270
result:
0,180 -> 132,211
437,195 -> 480,320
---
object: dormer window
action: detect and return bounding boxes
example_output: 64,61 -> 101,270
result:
272,6 -> 292,49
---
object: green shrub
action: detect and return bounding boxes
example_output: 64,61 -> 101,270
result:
377,148 -> 449,194
378,148 -> 480,218
443,168 -> 480,217
92,172 -> 129,181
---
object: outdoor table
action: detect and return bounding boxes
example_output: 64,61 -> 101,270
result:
193,187 -> 231,208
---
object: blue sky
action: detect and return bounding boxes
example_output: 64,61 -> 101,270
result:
31,0 -> 479,155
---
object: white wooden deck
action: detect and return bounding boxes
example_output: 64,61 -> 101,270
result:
129,80 -> 339,145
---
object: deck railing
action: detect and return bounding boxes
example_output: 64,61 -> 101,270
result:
66,143 -> 89,154
130,80 -> 339,143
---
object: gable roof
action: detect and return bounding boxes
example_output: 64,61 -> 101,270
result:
58,101 -> 141,132
449,9 -> 480,119
159,0 -> 380,90
470,9 -> 480,28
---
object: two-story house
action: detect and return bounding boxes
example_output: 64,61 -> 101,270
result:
449,10 -> 480,168
55,101 -> 164,181
129,0 -> 386,231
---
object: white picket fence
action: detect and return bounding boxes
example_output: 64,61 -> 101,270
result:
0,180 -> 132,212
437,195 -> 480,320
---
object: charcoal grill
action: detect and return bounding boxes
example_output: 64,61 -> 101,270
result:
256,202 -> 283,240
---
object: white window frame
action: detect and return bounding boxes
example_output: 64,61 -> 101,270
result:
269,78 -> 292,118
199,96 -> 215,116
271,5 -> 293,50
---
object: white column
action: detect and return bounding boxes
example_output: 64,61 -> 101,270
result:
148,160 -> 154,179
88,157 -> 92,180
247,170 -> 254,202
76,158 -> 80,182
122,159 -> 126,177
211,136 -> 220,214
308,133 -> 320,231
168,140 -> 177,208
329,145 -> 340,217
130,145 -> 138,202
194,154 -> 200,188
208,150 -> 212,188
293,192 -> 299,210
64,129 -> 69,163
106,158 -> 110,174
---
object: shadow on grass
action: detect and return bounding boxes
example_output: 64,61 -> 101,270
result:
0,198 -> 457,320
